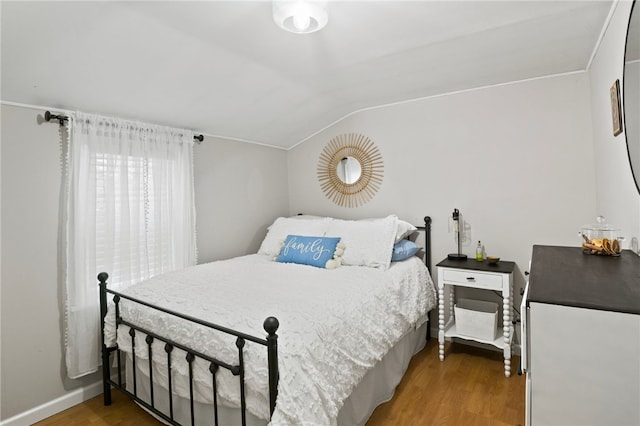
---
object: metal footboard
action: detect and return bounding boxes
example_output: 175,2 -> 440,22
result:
98,272 -> 279,426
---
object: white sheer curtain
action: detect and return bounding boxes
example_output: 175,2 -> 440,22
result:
63,112 -> 197,378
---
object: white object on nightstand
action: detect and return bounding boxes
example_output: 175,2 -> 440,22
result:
436,257 -> 515,377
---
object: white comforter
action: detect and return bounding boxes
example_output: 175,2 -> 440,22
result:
105,254 -> 436,426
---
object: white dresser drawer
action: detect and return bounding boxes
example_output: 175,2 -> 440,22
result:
442,268 -> 503,290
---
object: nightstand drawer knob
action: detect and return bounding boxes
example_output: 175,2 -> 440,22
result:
466,277 -> 476,281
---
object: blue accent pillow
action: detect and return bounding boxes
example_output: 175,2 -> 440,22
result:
276,235 -> 341,268
391,239 -> 418,262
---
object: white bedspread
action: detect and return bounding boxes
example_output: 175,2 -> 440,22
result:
105,254 -> 436,426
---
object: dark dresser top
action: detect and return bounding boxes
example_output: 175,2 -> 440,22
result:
528,245 -> 640,315
437,257 -> 516,274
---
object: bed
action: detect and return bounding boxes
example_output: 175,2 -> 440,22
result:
99,214 -> 436,426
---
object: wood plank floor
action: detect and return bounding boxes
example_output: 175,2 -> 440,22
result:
35,340 -> 525,425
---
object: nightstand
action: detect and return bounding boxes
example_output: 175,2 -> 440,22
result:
436,257 -> 516,377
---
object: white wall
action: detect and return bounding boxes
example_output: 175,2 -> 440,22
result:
288,73 -> 598,316
588,0 -> 640,248
0,103 -> 289,422
0,105 -> 100,421
194,137 -> 289,263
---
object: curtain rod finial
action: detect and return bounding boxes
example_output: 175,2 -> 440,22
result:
44,110 -> 68,126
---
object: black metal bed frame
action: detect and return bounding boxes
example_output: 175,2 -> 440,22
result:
98,216 -> 432,425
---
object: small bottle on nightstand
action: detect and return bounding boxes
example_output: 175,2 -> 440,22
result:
476,241 -> 484,261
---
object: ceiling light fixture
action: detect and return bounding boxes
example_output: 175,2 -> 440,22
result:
273,1 -> 328,34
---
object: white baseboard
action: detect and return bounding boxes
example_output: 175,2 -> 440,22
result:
1,381 -> 103,426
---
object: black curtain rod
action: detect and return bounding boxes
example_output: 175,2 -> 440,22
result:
44,111 -> 204,142
44,110 -> 68,125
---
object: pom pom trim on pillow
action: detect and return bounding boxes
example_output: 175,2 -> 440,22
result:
276,235 -> 344,269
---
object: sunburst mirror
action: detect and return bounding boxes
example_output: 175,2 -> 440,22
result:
317,133 -> 384,208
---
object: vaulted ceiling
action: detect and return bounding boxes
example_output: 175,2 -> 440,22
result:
1,1 -> 614,149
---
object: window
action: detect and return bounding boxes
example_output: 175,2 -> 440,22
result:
63,113 -> 197,378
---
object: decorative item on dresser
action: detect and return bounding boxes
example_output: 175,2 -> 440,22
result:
436,256 -> 516,377
99,215 -> 435,426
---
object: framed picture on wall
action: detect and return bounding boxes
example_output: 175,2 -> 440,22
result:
610,79 -> 622,137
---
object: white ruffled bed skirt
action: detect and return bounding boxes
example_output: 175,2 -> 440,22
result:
126,320 -> 428,426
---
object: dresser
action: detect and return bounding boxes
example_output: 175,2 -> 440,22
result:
522,245 -> 640,425
436,257 -> 516,377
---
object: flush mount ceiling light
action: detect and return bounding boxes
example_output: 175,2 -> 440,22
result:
273,1 -> 328,34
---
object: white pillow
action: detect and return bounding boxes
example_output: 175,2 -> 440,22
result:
325,215 -> 398,269
395,219 -> 418,243
258,217 -> 332,257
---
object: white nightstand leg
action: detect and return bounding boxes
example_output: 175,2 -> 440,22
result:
438,284 -> 445,360
449,285 -> 455,322
503,290 -> 511,377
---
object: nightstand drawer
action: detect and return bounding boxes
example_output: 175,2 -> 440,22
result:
442,269 -> 503,290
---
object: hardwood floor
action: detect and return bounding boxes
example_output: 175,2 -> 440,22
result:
35,340 -> 525,425
367,340 -> 525,426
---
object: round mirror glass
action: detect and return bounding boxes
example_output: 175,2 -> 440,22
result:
336,156 -> 362,184
624,1 -> 640,194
